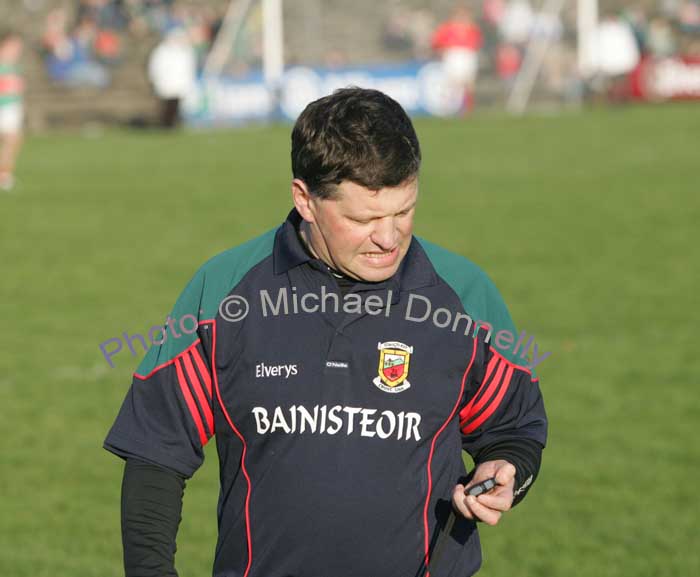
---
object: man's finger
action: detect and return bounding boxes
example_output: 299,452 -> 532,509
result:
466,495 -> 502,526
494,462 -> 516,486
475,487 -> 513,512
452,485 -> 474,520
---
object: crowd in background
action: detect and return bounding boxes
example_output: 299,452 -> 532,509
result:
384,0 -> 700,90
1,0 -> 699,135
12,0 -> 698,95
0,0 -> 698,191
39,0 -> 224,88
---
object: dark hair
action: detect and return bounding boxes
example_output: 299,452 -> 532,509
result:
291,87 -> 421,199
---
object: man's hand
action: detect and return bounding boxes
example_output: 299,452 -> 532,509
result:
452,460 -> 516,526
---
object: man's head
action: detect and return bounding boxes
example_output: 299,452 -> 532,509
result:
291,87 -> 421,283
0,30 -> 23,63
451,4 -> 473,24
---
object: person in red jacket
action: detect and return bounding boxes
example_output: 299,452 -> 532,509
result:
432,5 -> 483,113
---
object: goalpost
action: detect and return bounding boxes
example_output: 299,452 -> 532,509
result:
507,0 -> 599,115
203,0 -> 284,87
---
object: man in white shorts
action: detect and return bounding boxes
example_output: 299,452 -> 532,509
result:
432,6 -> 483,113
0,29 -> 24,192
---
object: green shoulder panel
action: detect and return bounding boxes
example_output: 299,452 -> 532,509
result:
136,227 -> 277,375
416,236 -> 530,369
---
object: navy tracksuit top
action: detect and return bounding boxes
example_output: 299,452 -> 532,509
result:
104,208 -> 548,577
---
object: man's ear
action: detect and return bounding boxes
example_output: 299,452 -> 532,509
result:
291,179 -> 316,223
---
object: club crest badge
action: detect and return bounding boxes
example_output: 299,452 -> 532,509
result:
373,341 -> 413,393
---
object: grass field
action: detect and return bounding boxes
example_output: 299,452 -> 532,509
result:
1,103 -> 698,577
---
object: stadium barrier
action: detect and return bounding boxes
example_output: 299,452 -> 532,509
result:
627,56 -> 700,102
183,60 -> 475,125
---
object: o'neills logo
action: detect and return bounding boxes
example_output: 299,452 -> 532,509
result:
373,341 -> 413,394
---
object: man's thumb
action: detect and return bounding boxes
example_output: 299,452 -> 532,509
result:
496,461 -> 516,485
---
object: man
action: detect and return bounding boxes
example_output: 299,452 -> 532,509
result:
431,5 -> 483,113
104,87 -> 547,577
0,29 -> 24,191
147,26 -> 196,129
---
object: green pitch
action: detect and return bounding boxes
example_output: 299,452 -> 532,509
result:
1,104 -> 698,576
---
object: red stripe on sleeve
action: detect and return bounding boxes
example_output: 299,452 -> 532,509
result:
191,346 -> 213,399
462,365 -> 514,434
461,358 -> 506,427
182,352 -> 214,438
483,352 -> 500,384
458,354 -> 501,426
175,358 -> 208,446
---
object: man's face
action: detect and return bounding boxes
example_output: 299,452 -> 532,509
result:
0,37 -> 23,62
293,178 -> 418,282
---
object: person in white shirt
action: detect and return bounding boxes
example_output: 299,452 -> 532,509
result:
147,26 -> 196,128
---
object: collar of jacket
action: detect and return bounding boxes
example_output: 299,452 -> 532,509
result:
273,207 -> 437,295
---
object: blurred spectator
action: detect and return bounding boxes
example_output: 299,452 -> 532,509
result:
679,0 -> 700,34
75,1 -> 127,64
483,0 -> 506,28
648,17 -> 677,57
661,0 -> 682,20
583,13 -> 640,100
148,26 -> 196,128
42,9 -> 110,87
94,27 -> 123,64
0,30 -> 24,191
622,7 -> 649,53
383,8 -> 414,53
432,4 -> 483,112
186,8 -> 214,68
42,8 -> 72,59
77,0 -> 129,30
124,0 -> 175,37
594,14 -> 641,77
500,0 -> 534,46
531,10 -> 563,43
383,6 -> 435,60
496,42 -> 521,88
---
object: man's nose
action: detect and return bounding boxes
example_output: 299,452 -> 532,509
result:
370,217 -> 398,250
